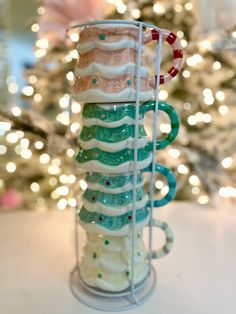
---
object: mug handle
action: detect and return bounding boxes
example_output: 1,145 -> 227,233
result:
148,219 -> 174,258
141,100 -> 179,150
143,29 -> 183,84
144,163 -> 176,207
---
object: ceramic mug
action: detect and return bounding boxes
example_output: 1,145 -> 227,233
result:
79,220 -> 173,292
74,23 -> 183,102
76,101 -> 179,172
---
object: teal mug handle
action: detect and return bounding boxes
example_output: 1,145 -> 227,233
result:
144,163 -> 176,207
148,219 -> 174,258
141,100 -> 179,150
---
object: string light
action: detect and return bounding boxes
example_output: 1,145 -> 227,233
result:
66,149 -> 75,158
12,106 -> 22,117
69,32 -> 79,42
68,198 -> 77,207
6,132 -> 18,143
15,145 -> 22,155
180,39 -> 187,48
177,31 -> 184,38
153,3 -> 166,15
219,187 -> 236,198
155,180 -> 164,189
182,70 -> 190,78
160,123 -> 171,134
184,2 -> 193,11
0,145 -> 7,155
56,111 -> 70,125
70,49 -> 79,59
161,186 -> 169,195
221,157 -> 233,168
117,3 -> 127,14
31,182 -> 40,192
22,86 -> 34,96
36,38 -> 48,49
56,186 -> 69,196
48,165 -> 61,175
37,6 -> 45,15
79,179 -> 88,190
183,102 -> 191,110
212,61 -> 221,70
8,83 -> 18,94
168,148 -> 181,158
70,122 -> 80,133
59,94 -> 70,109
49,177 -> 58,186
59,174 -> 68,184
198,195 -> 209,204
202,113 -> 212,123
68,175 -> 76,184
20,138 -> 30,149
215,90 -> 225,101
34,93 -> 42,102
57,198 -> 67,210
31,23 -> 40,32
177,164 -> 189,174
218,105 -> 229,116
52,158 -> 61,166
174,3 -> 183,12
189,175 -> 200,185
34,141 -> 44,150
16,131 -> 24,138
200,40 -> 212,50
232,31 -> 236,38
35,49 -> 47,58
71,101 -> 81,113
66,71 -> 74,81
20,149 -> 32,159
192,187 -> 200,195
186,54 -> 202,67
6,162 -> 16,173
39,153 -> 50,164
28,75 -> 38,84
131,8 -> 141,19
187,115 -> 197,126
159,90 -> 168,100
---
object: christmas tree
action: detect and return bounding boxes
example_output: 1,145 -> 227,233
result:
108,0 -> 236,204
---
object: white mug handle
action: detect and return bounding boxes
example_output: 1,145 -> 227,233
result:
149,219 -> 174,259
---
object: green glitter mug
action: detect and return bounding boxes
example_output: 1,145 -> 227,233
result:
77,101 -> 179,172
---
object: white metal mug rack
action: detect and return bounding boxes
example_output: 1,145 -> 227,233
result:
68,20 -> 164,311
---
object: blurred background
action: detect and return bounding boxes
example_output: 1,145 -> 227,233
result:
0,0 -> 235,211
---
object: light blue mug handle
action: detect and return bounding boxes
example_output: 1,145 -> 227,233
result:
144,162 -> 175,258
144,163 -> 176,207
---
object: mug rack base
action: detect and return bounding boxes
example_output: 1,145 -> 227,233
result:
69,265 -> 157,311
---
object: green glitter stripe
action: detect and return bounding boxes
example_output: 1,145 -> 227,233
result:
82,187 -> 148,207
85,172 -> 144,189
76,146 -> 151,166
79,207 -> 149,231
80,124 -> 147,143
82,103 -> 145,122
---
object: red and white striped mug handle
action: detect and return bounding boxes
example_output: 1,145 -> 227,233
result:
143,29 -> 183,84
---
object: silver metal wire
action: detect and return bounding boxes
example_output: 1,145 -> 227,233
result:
69,19 -> 163,311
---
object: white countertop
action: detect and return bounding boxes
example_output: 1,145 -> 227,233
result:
0,202 -> 235,314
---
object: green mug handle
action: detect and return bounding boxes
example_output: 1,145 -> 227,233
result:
141,100 -> 179,150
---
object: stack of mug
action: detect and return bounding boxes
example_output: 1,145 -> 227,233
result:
73,23 -> 183,292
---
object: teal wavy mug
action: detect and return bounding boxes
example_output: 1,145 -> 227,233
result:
77,101 -> 179,173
